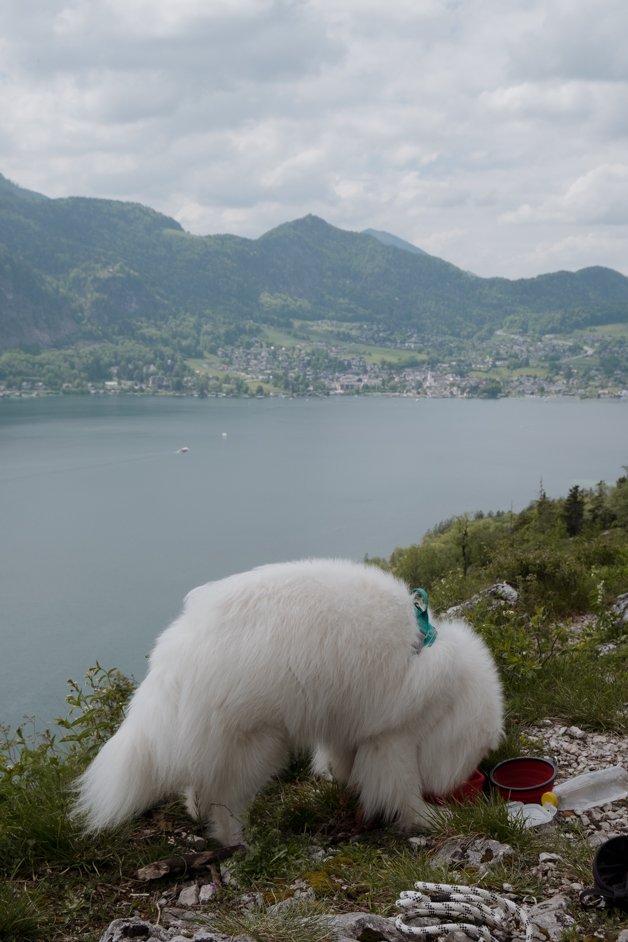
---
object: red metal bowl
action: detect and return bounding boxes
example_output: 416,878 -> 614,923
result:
427,768 -> 486,805
489,757 -> 557,803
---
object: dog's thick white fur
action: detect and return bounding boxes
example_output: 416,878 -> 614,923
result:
74,559 -> 503,844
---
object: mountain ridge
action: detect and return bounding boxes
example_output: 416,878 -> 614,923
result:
1,174 -> 627,351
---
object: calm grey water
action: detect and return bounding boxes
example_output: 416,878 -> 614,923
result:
1,394 -> 627,728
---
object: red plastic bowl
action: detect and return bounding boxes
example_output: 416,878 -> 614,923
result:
489,757 -> 557,803
427,768 -> 486,805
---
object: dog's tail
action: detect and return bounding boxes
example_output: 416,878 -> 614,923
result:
72,676 -> 173,833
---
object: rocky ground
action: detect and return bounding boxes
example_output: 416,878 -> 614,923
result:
527,720 -> 628,841
97,720 -> 628,942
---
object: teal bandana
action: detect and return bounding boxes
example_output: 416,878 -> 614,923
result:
411,587 -> 438,648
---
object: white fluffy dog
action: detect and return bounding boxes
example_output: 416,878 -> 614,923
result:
74,559 -> 503,844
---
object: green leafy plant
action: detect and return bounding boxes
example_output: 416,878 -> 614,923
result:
0,666 -> 135,875
56,663 -> 134,757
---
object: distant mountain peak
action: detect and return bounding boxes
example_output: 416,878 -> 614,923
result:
263,214 -> 331,233
258,214 -> 341,244
362,228 -> 427,256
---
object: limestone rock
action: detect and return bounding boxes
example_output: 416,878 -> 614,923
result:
238,891 -> 264,910
199,882 -> 220,903
329,911 -> 407,941
98,919 -> 170,942
612,592 -> 628,623
177,884 -> 200,907
99,919 -> 254,942
528,894 -> 576,940
431,837 -> 513,873
445,582 -> 519,617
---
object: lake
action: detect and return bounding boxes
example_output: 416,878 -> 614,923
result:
1,393 -> 627,728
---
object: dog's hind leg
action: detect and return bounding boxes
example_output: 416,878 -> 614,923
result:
311,744 -> 355,785
191,725 -> 289,845
349,730 -> 435,832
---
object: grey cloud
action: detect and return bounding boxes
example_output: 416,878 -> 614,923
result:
14,5 -> 343,136
8,0 -> 343,87
507,0 -> 628,82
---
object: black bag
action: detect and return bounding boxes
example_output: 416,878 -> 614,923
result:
580,835 -> 628,912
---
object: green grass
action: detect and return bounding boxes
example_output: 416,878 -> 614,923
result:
576,323 -> 628,338
0,884 -> 42,942
210,902 -> 332,942
505,644 -> 627,730
187,355 -> 222,370
259,321 -> 426,366
259,325 -> 306,349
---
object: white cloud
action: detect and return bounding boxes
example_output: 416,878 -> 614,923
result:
506,0 -> 628,83
500,164 -> 628,228
0,0 -> 627,277
529,231 -> 627,275
562,164 -> 628,225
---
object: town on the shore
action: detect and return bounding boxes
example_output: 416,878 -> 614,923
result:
2,323 -> 627,400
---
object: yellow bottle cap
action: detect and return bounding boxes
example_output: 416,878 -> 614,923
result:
541,791 -> 558,807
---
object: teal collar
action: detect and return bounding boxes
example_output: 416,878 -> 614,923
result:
411,588 -> 438,648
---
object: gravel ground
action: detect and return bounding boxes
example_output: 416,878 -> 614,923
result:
525,720 -> 628,840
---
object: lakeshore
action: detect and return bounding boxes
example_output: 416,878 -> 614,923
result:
2,322 -> 627,400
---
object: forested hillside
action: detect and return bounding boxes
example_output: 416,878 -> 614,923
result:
2,173 -> 628,352
378,478 -> 628,616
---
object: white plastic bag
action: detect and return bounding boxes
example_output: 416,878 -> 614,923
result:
553,766 -> 628,812
507,801 -> 557,828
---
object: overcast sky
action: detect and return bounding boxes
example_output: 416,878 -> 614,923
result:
1,0 -> 627,278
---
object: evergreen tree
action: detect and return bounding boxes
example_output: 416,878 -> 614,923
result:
588,481 -> 615,529
535,478 -> 556,532
563,485 -> 585,536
